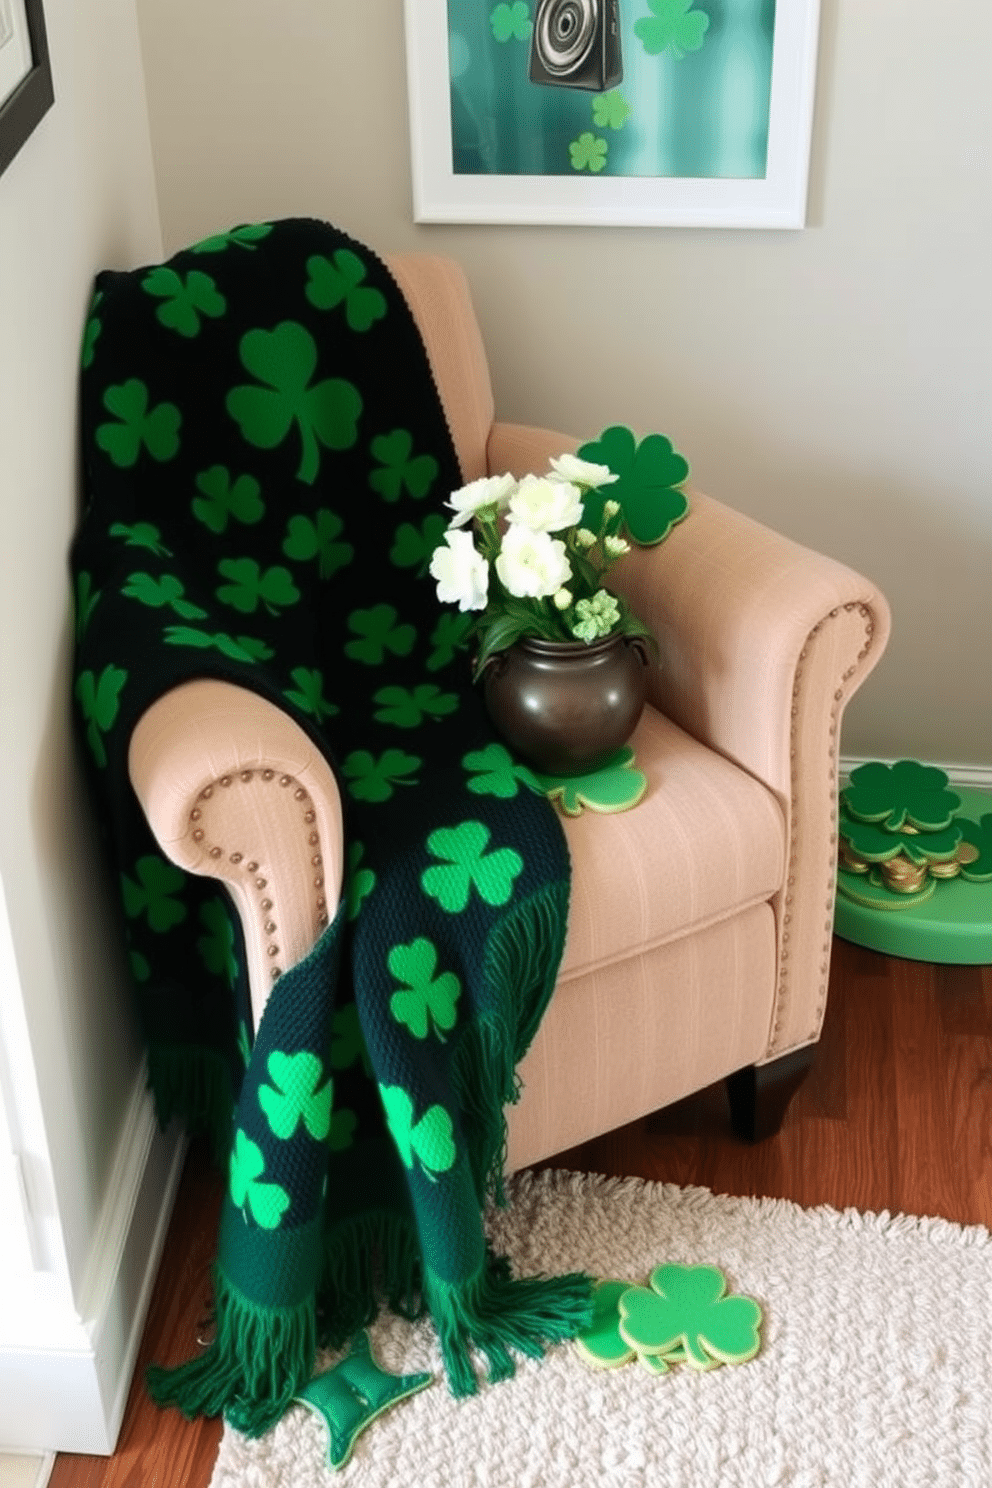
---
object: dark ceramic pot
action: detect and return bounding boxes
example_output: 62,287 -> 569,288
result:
482,632 -> 651,777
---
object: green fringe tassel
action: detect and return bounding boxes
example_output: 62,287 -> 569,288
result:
146,1264 -> 316,1438
147,1043 -> 234,1166
424,1254 -> 594,1397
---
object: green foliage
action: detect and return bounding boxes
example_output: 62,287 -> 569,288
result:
283,667 -> 339,721
226,322 -> 362,485
258,1051 -> 334,1141
109,521 -> 172,556
142,267 -> 226,337
387,938 -> 461,1041
121,571 -> 207,619
570,132 -> 608,173
216,557 -> 300,616
372,684 -> 458,729
95,380 -> 181,468
305,250 -> 387,332
634,0 -> 710,58
192,466 -> 265,533
341,749 -> 422,803
344,604 -> 417,665
121,854 -> 187,932
191,223 -> 273,254
592,91 -> 631,130
618,1264 -> 762,1369
577,425 -> 689,544
282,509 -> 354,578
390,515 -> 447,575
463,742 -> 541,799
197,898 -> 239,988
162,626 -> 273,663
368,430 -> 440,502
75,664 -> 127,767
843,760 -> 960,833
421,820 -> 523,913
378,1085 -> 457,1179
229,1129 -> 291,1228
491,1 -> 532,42
574,1279 -> 639,1368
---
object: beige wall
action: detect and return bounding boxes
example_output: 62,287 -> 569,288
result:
136,0 -> 992,769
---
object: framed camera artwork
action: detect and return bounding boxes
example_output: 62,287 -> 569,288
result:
404,0 -> 821,228
0,0 -> 54,178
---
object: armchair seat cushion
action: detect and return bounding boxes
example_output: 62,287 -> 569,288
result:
558,703 -> 786,983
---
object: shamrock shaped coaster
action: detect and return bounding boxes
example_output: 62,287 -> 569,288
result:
842,760 -> 961,833
294,1330 -> 433,1470
576,426 -> 690,546
575,1265 -> 762,1374
537,746 -> 647,816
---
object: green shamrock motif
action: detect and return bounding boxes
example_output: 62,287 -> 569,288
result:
216,557 -> 300,616
74,572 -> 101,640
81,291 -> 102,369
422,820 -> 523,913
838,804 -> 962,867
75,664 -> 127,767
330,1002 -> 373,1075
426,611 -> 474,672
226,321 -> 363,485
368,430 -> 440,502
284,667 -> 339,721
197,897 -> 239,987
141,267 -> 226,338
305,250 -> 388,333
192,467 -> 265,533
575,1279 -> 639,1369
258,1050 -> 333,1141
121,855 -> 187,932
282,509 -> 354,578
463,743 -> 541,799
618,1265 -> 762,1369
163,626 -> 272,663
95,380 -> 181,468
538,746 -> 647,816
843,759 -> 961,833
378,1085 -> 457,1179
592,91 -> 631,130
121,571 -> 208,620
577,425 -> 689,545
387,938 -> 461,1041
229,1129 -> 291,1229
109,521 -> 172,556
372,684 -> 459,729
295,1331 -> 432,1472
634,0 -> 710,58
341,749 -> 422,803
345,842 -> 376,922
389,515 -> 447,575
958,815 -> 992,882
191,222 -> 274,254
570,132 -> 608,173
344,604 -> 417,665
491,2 -> 532,42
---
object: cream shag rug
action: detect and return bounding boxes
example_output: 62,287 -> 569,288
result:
209,1169 -> 992,1487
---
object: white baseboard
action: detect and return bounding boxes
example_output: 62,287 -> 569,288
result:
840,756 -> 992,792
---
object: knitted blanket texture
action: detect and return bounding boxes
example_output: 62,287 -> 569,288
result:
71,219 -> 591,1435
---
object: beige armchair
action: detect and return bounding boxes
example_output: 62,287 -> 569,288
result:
128,253 -> 890,1171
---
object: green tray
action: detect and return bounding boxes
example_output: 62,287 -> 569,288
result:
834,785 -> 992,964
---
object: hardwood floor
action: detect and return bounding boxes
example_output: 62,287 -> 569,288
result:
48,938 -> 992,1487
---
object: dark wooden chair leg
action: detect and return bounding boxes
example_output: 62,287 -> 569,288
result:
725,1045 -> 817,1143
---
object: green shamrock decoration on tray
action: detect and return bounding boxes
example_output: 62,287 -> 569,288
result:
576,1265 -> 762,1373
843,759 -> 960,832
294,1331 -> 432,1471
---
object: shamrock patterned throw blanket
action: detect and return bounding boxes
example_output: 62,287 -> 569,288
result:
71,218 -> 592,1436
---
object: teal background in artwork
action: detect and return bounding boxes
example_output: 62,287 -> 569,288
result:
448,0 -> 775,179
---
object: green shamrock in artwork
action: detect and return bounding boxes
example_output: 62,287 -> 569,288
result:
577,425 -> 689,545
192,466 -> 265,533
258,1050 -> 333,1141
163,626 -> 273,663
843,759 -> 961,832
378,1085 -> 457,1179
305,250 -> 388,333
618,1264 -> 762,1370
372,684 -> 458,729
226,322 -> 363,485
537,746 -> 647,816
109,521 -> 172,556
344,604 -> 417,664
75,664 -> 127,767
284,667 -> 339,721
191,222 -> 273,254
282,509 -> 354,578
197,897 -> 239,988
570,132 -> 608,173
345,842 -> 376,922
387,938 -> 461,1041
74,572 -> 101,640
592,91 -> 631,130
634,0 -> 710,58
121,572 -> 208,619
141,266 -> 226,337
490,1 -> 532,43
422,820 -> 523,913
216,557 -> 300,616
426,611 -> 474,672
81,291 -> 102,369
389,515 -> 448,575
295,1331 -> 432,1471
95,380 -> 181,468
368,430 -> 440,502
120,855 -> 187,932
463,743 -> 541,799
342,749 -> 422,803
229,1129 -> 291,1229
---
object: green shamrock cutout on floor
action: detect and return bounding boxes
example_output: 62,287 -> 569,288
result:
577,425 -> 689,545
96,379 -> 181,468
305,250 -> 388,333
342,749 -> 422,803
843,759 -> 961,832
282,510 -> 354,579
618,1264 -> 762,1370
463,743 -> 541,799
109,521 -> 171,556
387,938 -> 461,1041
229,1129 -> 291,1229
75,664 -> 127,767
344,605 -> 417,665
258,1051 -> 333,1141
226,322 -> 362,485
163,626 -> 272,664
537,747 -> 647,816
141,267 -> 226,338
378,1085 -> 457,1178
369,430 -> 440,502
121,572 -> 207,620
634,0 -> 710,58
372,684 -> 458,729
284,666 -> 339,721
191,222 -> 273,255
192,467 -> 264,533
121,855 -> 187,932
490,2 -> 532,43
390,515 -> 447,575
197,897 -> 239,988
216,557 -> 300,616
421,821 -> 523,912
574,1280 -> 639,1369
295,1331 -> 432,1471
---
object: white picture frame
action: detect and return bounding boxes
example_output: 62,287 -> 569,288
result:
404,0 -> 821,229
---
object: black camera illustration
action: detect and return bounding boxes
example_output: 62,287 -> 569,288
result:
528,0 -> 623,93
